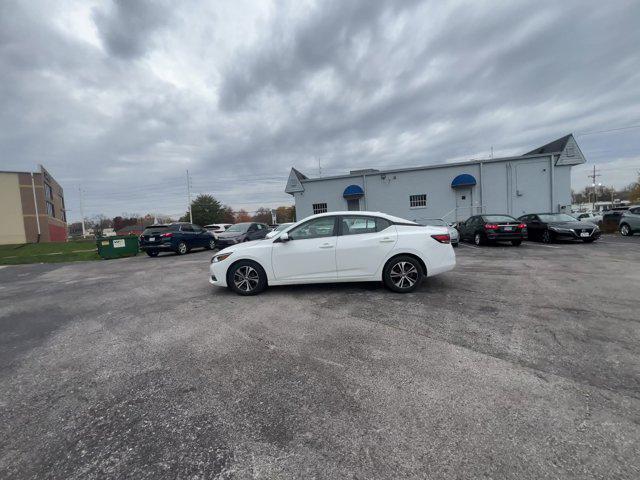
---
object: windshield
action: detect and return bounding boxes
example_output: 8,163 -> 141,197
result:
538,214 -> 577,222
142,225 -> 169,235
275,223 -> 293,231
483,215 -> 517,223
226,223 -> 250,233
422,219 -> 447,227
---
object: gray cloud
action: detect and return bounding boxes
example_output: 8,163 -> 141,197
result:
1,0 -> 639,220
93,0 -> 172,59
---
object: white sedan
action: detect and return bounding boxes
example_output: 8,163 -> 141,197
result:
209,211 -> 455,295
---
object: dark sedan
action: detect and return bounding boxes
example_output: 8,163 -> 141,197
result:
215,222 -> 269,248
457,214 -> 527,246
518,213 -> 600,243
139,223 -> 216,256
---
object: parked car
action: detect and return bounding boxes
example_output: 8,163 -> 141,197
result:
140,223 -> 215,256
421,219 -> 459,246
204,223 -> 233,240
619,205 -> 640,236
518,213 -> 600,243
601,207 -> 629,233
215,222 -> 270,248
576,212 -> 603,225
209,211 -> 455,295
457,214 -> 527,246
266,222 -> 294,239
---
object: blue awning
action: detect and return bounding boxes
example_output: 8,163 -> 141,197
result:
451,174 -> 477,188
343,184 -> 364,199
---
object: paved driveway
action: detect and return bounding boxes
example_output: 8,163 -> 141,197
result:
1,236 -> 639,479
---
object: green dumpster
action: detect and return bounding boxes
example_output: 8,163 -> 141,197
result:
96,235 -> 139,259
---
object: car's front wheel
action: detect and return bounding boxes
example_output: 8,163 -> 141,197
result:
620,223 -> 631,236
206,239 -> 216,250
383,256 -> 423,293
227,260 -> 267,295
541,230 -> 552,243
146,250 -> 159,257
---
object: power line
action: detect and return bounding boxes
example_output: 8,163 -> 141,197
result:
576,125 -> 640,136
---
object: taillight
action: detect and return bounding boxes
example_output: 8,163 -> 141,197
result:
484,224 -> 499,230
518,223 -> 527,229
431,233 -> 450,244
160,233 -> 173,238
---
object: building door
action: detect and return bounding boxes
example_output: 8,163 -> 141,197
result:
455,188 -> 472,221
347,198 -> 360,211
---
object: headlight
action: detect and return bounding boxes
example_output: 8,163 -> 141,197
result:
211,252 -> 232,263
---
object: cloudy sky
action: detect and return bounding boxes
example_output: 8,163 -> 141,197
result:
1,0 -> 639,221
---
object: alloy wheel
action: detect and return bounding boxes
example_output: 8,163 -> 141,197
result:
209,240 -> 216,249
620,224 -> 630,236
389,261 -> 419,289
233,266 -> 260,292
542,230 -> 551,243
474,233 -> 481,246
178,242 -> 187,254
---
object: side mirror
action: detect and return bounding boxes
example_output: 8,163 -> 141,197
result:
278,232 -> 290,242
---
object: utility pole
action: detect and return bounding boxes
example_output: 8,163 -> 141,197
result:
318,157 -> 322,177
587,165 -> 601,211
79,186 -> 86,237
490,146 -> 494,159
186,170 -> 193,223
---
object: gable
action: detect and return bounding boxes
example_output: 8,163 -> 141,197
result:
556,135 -> 586,165
285,168 -> 305,194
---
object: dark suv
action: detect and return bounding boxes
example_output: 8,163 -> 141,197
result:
139,223 -> 216,257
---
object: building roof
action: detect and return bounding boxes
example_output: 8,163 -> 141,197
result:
522,134 -> 572,156
286,134 -> 584,189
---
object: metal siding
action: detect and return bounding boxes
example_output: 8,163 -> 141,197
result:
292,155 -> 570,222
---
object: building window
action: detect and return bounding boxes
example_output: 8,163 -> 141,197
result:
409,194 -> 427,208
46,201 -> 55,217
313,203 -> 328,214
44,183 -> 53,200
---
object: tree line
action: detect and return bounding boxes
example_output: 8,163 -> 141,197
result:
68,194 -> 296,237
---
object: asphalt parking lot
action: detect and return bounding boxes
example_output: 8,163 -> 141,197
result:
1,235 -> 639,479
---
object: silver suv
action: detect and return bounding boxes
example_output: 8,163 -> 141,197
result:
619,206 -> 640,236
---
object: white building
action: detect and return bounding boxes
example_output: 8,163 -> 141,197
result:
286,134 -> 586,223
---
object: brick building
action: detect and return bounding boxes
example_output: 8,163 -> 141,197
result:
0,165 -> 67,245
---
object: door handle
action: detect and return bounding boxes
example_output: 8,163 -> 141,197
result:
379,238 -> 395,243
319,243 -> 334,249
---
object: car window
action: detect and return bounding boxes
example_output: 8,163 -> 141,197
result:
181,224 -> 194,232
257,224 -> 265,230
341,216 -> 377,235
289,217 -> 336,240
538,214 -> 577,222
483,215 -> 517,223
376,218 -> 391,232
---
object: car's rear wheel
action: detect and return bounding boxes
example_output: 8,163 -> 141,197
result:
206,239 -> 216,250
227,260 -> 267,295
474,233 -> 484,246
620,223 -> 631,236
541,230 -> 552,243
146,250 -> 159,257
383,256 -> 423,293
511,240 -> 522,246
176,241 -> 188,255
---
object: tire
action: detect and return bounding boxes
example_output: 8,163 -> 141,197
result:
146,250 -> 159,257
176,241 -> 188,255
511,240 -> 522,246
206,239 -> 216,250
582,238 -> 595,243
620,223 -> 631,236
227,260 -> 267,295
541,229 -> 552,243
383,256 -> 423,293
452,242 -> 459,248
474,232 -> 485,246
